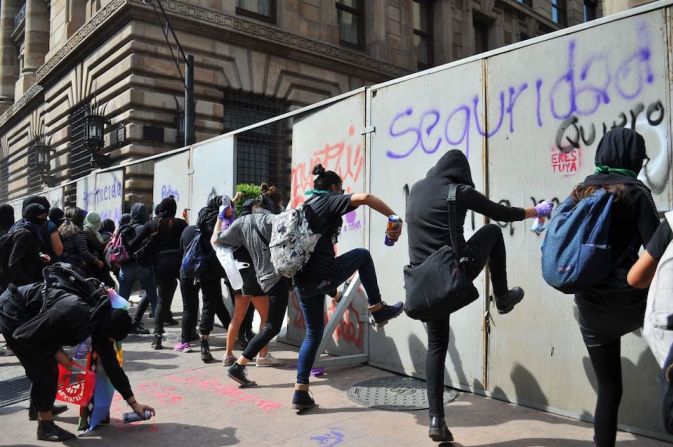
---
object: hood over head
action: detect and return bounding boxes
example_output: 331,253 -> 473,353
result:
22,195 -> 50,214
119,213 -> 131,226
130,203 -> 149,225
48,207 -> 64,226
595,127 -> 647,175
157,197 -> 177,218
425,149 -> 475,188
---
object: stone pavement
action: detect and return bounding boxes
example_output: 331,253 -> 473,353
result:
1,307 -> 671,446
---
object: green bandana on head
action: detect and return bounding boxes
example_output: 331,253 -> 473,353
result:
594,164 -> 638,179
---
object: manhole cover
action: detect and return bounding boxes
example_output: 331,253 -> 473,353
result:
0,375 -> 31,408
347,376 -> 458,411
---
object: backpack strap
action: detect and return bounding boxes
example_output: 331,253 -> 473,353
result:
250,217 -> 270,246
447,184 -> 468,262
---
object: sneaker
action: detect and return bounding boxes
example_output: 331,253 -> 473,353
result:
29,403 -> 68,421
131,322 -> 149,335
174,341 -> 192,352
37,421 -> 76,442
222,354 -> 236,367
200,339 -> 214,363
428,416 -> 454,442
256,353 -> 284,367
227,363 -> 257,387
164,317 -> 179,326
151,334 -> 163,350
371,301 -> 404,327
495,287 -> 525,315
292,390 -> 316,412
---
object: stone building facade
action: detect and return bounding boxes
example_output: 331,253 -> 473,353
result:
0,0 -> 602,206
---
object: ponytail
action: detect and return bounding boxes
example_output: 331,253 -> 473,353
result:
312,164 -> 342,191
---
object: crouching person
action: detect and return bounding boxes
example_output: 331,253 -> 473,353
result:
0,263 -> 154,442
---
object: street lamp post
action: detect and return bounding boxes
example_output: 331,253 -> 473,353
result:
143,0 -> 195,146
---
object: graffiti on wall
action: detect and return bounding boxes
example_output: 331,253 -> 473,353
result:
81,177 -> 123,223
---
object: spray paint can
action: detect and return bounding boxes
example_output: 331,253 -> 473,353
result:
384,215 -> 402,246
122,410 -> 152,423
531,216 -> 546,234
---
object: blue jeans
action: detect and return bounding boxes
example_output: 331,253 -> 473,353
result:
118,263 -> 158,324
295,248 -> 381,384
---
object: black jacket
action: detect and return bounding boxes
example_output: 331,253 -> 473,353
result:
7,228 -> 43,286
406,150 -> 526,265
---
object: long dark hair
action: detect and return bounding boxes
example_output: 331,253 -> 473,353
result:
570,183 -> 627,202
312,164 -> 342,190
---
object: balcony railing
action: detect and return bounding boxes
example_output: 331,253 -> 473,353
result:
14,4 -> 26,30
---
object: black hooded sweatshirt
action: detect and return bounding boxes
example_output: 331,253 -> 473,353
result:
574,128 -> 660,345
406,150 -> 526,265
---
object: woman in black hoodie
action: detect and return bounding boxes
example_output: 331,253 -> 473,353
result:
567,128 -> 659,447
406,149 -> 552,443
132,197 -> 187,349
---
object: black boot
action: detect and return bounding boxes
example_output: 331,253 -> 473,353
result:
151,334 -> 163,350
428,416 -> 454,442
292,384 -> 316,413
130,321 -> 149,335
200,338 -> 214,363
37,420 -> 76,442
29,402 -> 68,421
495,287 -> 525,315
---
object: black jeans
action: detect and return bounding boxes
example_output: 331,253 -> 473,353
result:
587,338 -> 623,447
426,317 -> 451,419
462,224 -> 508,297
154,277 -> 178,335
180,277 -> 231,341
3,332 -> 58,412
242,278 -> 290,361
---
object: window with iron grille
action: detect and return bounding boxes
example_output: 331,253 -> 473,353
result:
413,0 -> 433,69
552,0 -> 568,26
223,90 -> 290,197
69,103 -> 92,180
27,148 -> 40,194
336,0 -> 364,49
0,157 -> 8,202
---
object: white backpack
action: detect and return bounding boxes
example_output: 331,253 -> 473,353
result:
644,211 -> 673,367
269,205 -> 321,278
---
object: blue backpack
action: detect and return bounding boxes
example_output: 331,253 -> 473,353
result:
541,189 -> 614,294
181,230 -> 207,278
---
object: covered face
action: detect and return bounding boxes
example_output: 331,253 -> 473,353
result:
425,149 -> 475,188
594,127 -> 647,174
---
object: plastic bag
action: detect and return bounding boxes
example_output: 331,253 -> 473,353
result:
56,361 -> 96,406
215,246 -> 244,290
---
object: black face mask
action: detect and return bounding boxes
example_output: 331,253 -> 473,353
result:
27,216 -> 47,226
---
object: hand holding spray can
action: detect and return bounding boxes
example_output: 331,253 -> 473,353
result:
385,215 -> 402,246
122,410 -> 153,423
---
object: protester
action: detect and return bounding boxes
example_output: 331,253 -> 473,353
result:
212,196 -> 290,387
83,211 -> 115,287
100,218 -> 115,245
260,182 -> 284,214
221,197 -> 282,367
0,264 -> 155,442
59,207 -> 103,275
405,149 -> 553,442
0,203 -> 14,236
563,128 -> 658,447
291,164 -> 405,411
131,197 -> 187,349
21,196 -> 63,261
48,207 -> 65,229
176,195 -> 232,361
2,202 -> 50,289
117,204 -> 158,335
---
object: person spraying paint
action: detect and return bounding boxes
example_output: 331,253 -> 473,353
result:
405,149 -> 552,443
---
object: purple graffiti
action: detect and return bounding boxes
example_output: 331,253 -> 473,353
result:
385,21 -> 657,160
161,185 -> 180,201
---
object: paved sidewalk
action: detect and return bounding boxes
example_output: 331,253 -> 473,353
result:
1,307 -> 671,446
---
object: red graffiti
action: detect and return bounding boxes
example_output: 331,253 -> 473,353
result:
551,146 -> 581,176
290,126 -> 364,208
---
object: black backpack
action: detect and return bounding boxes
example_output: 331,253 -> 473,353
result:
0,229 -> 27,285
40,263 -> 110,318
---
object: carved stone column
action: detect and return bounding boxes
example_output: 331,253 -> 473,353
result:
16,0 -> 49,98
0,0 -> 21,111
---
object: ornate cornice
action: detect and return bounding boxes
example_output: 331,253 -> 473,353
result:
36,0 -> 127,82
0,84 -> 43,128
129,0 -> 410,78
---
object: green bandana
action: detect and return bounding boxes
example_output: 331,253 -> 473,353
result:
304,189 -> 331,197
594,164 -> 638,178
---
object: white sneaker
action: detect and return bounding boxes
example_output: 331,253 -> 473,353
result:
222,354 -> 236,367
256,353 -> 284,367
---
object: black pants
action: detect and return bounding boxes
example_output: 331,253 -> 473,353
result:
463,224 -> 508,297
587,339 -> 622,447
154,277 -> 178,335
425,317 -> 451,418
180,277 -> 231,341
3,332 -> 58,412
242,278 -> 289,361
